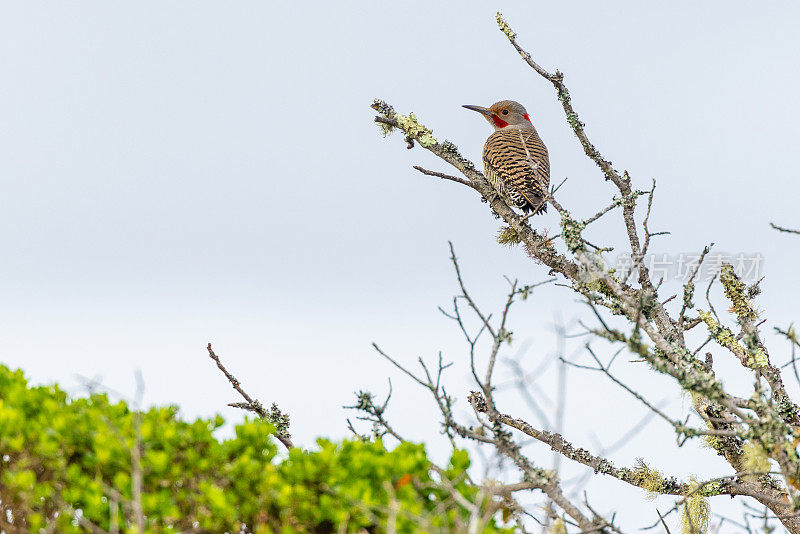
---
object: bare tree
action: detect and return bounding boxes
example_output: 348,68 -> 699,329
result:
357,11 -> 800,534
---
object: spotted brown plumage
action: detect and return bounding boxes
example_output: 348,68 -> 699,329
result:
463,100 -> 550,214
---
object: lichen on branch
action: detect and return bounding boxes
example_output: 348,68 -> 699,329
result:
495,12 -> 516,40
720,263 -> 759,322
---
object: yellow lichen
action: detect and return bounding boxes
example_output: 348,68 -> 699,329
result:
549,518 -> 566,534
719,263 -> 758,321
697,310 -> 764,368
496,225 -> 521,246
496,12 -> 516,40
633,459 -> 665,499
742,441 -> 771,479
394,112 -> 437,148
377,121 -> 394,136
560,213 -> 586,252
752,347 -> 769,367
680,478 -> 710,534
585,277 -> 616,299
701,434 -> 722,451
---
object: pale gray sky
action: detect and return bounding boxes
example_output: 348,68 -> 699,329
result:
2,1 -> 800,530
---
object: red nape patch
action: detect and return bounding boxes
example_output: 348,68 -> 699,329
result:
492,115 -> 509,128
524,113 -> 532,122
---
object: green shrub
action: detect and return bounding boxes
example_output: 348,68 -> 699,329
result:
0,365 -> 511,533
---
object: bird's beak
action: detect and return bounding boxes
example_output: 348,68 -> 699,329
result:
462,105 -> 493,117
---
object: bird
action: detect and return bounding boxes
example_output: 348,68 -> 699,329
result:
463,100 -> 550,215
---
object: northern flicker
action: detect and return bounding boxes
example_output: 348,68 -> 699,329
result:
463,100 -> 550,214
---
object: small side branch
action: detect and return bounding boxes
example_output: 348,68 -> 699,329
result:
468,390 -> 722,498
566,345 -> 741,445
495,12 -> 624,188
770,222 -> 800,235
206,343 -> 294,450
413,165 -> 478,190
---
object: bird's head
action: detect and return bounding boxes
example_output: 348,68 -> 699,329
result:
463,100 -> 533,131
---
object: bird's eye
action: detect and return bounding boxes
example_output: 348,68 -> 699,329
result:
502,109 -> 509,115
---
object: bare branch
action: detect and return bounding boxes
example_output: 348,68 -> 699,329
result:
656,509 -> 673,534
369,11 -> 800,532
770,222 -> 800,235
206,343 -> 294,450
413,165 -> 478,190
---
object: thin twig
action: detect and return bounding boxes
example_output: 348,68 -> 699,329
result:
770,222 -> 800,235
413,165 -> 478,190
206,343 -> 294,450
